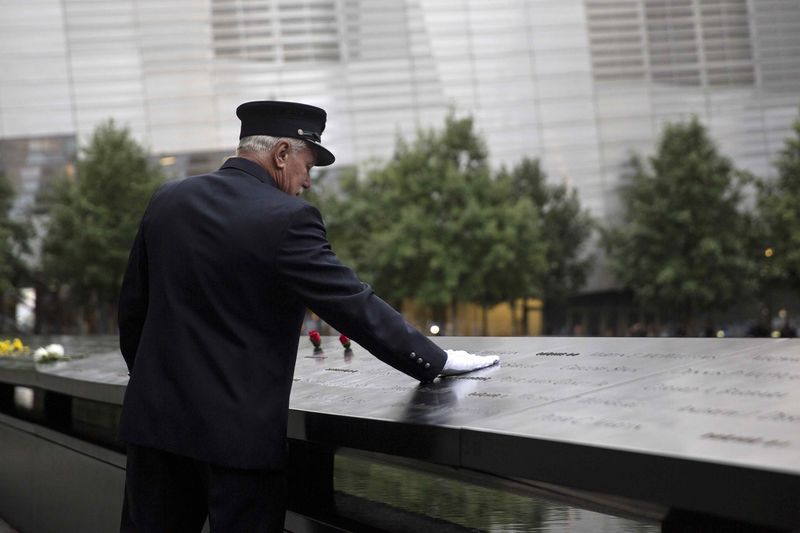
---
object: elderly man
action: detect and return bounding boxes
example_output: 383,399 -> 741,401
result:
117,101 -> 498,532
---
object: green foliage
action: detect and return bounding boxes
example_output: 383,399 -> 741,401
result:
498,158 -> 594,331
464,180 -> 545,310
755,111 -> 800,291
0,173 -> 31,297
40,120 -> 164,312
314,113 -> 546,321
606,117 -> 755,331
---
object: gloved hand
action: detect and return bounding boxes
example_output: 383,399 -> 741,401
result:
441,349 -> 500,376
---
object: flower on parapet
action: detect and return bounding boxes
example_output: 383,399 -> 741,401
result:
0,338 -> 29,357
308,330 -> 321,349
339,334 -> 351,350
33,344 -> 68,363
45,344 -> 64,357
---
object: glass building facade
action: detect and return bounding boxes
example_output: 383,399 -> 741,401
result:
1,0 -> 798,290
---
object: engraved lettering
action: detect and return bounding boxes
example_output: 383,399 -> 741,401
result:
500,376 -> 609,387
538,414 -> 593,425
561,364 -> 638,373
502,362 -> 541,369
468,392 -> 506,399
702,432 -> 761,444
713,387 -> 787,399
677,367 -> 800,381
644,384 -> 700,393
679,405 -> 744,417
586,351 -> 714,360
645,352 -> 717,360
452,406 -> 499,416
519,393 -> 559,402
339,395 -> 365,404
536,414 -> 641,430
593,418 -> 641,430
701,432 -> 790,448
579,397 -> 637,408
758,411 -> 800,424
754,354 -> 800,364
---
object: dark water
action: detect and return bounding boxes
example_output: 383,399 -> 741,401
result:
334,452 -> 660,533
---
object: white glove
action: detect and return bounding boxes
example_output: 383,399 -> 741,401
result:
441,349 -> 500,376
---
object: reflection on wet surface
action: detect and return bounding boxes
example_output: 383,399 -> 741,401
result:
334,452 -> 659,533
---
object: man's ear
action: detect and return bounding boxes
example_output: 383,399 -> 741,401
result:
273,140 -> 291,169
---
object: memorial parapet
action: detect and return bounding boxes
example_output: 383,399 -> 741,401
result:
0,335 -> 797,531
290,336 -> 800,531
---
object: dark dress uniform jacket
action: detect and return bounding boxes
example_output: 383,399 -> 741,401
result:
118,157 -> 447,470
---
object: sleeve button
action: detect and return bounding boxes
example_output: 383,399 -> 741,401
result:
409,352 -> 416,359
425,363 -> 431,369
417,358 -> 424,364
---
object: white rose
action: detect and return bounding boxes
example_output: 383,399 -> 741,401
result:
45,344 -> 65,357
33,347 -> 48,361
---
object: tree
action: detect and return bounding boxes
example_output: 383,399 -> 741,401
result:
327,114 -> 489,317
606,117 -> 755,335
0,173 -> 31,331
460,173 -> 546,334
499,159 -> 593,334
756,111 -> 800,294
40,120 -> 164,333
314,113 -> 546,334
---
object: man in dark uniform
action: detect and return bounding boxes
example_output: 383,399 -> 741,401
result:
117,101 -> 498,532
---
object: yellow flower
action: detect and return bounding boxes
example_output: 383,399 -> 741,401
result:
0,338 -> 30,357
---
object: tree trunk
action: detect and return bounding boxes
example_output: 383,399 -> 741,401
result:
84,292 -> 98,334
680,301 -> 694,337
449,300 -> 459,335
509,300 -> 518,336
521,301 -> 529,336
108,301 -> 118,334
0,292 -> 7,333
543,299 -> 568,336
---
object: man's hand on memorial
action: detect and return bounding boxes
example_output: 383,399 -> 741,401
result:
440,350 -> 499,376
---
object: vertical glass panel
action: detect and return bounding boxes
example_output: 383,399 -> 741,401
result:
210,0 -> 341,63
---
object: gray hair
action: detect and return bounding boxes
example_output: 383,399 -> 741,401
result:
236,135 -> 307,156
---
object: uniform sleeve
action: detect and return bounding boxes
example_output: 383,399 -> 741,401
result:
118,222 -> 148,373
276,203 -> 446,382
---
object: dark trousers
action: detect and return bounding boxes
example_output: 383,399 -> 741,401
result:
121,444 -> 287,533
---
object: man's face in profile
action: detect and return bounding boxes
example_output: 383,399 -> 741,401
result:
279,144 -> 316,196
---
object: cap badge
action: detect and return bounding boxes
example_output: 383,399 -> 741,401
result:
297,128 -> 321,142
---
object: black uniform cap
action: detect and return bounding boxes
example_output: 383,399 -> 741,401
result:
236,101 -> 335,166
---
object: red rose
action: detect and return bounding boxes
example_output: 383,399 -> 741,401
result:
309,330 -> 321,347
339,334 -> 351,349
